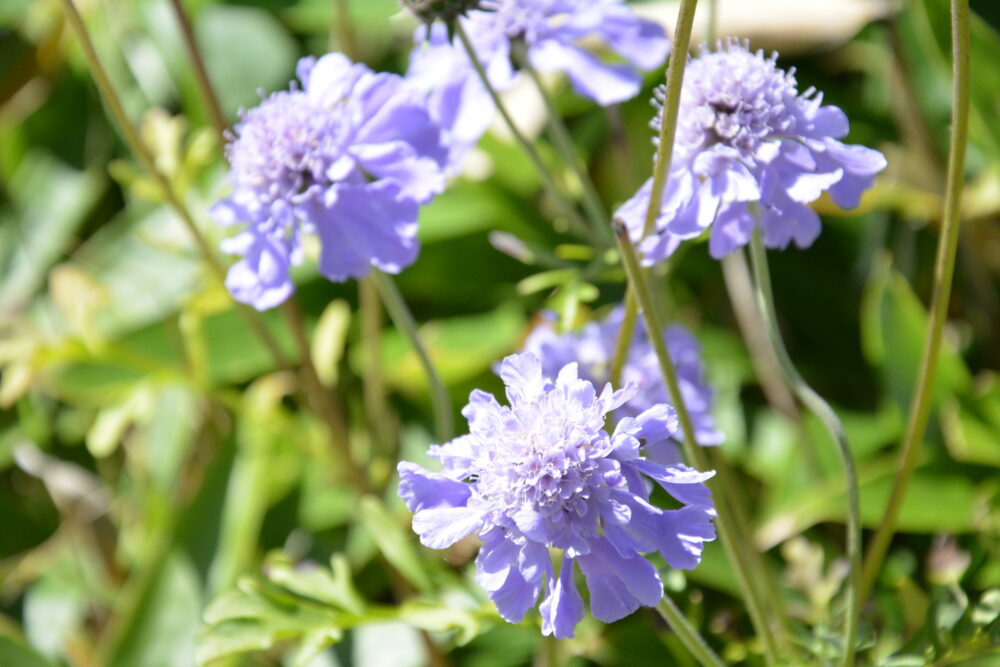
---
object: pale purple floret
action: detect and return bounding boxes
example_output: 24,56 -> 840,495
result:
212,53 -> 449,310
616,39 -> 887,263
522,307 -> 724,464
398,352 -> 716,638
406,0 -> 669,166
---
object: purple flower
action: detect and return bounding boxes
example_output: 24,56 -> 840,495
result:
522,307 -> 723,464
398,353 -> 716,638
406,0 -> 669,165
617,39 -> 887,263
213,53 -> 449,310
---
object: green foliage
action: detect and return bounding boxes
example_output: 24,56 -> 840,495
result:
1,0 -> 998,665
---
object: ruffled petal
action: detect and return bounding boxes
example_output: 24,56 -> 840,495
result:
397,462 -> 471,512
411,505 -> 485,549
540,556 -> 585,639
529,40 -> 641,106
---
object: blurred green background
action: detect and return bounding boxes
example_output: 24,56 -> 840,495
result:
0,0 -> 998,665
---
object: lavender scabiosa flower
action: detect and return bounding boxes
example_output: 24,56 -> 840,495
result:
398,353 -> 717,638
406,0 -> 669,165
213,53 -> 449,310
617,39 -> 887,263
522,307 -> 723,463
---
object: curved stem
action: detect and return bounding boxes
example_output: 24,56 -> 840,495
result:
168,0 -> 227,147
512,45 -> 613,246
860,0 -> 970,601
453,23 -> 598,244
57,0 -> 287,371
371,271 -> 454,442
615,221 -> 780,665
656,595 -> 726,667
747,229 -> 860,666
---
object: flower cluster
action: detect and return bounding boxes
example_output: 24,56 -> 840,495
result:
522,307 -> 723,460
617,39 -> 887,263
406,0 -> 669,165
213,54 -> 449,309
398,353 -> 717,638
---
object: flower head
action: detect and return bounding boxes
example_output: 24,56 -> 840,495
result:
406,0 -> 669,166
213,53 -> 448,310
398,352 -> 716,638
522,307 -> 723,462
617,39 -> 887,263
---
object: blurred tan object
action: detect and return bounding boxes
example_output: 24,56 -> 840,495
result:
636,0 -> 896,54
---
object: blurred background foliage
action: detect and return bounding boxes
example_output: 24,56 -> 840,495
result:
0,0 -> 998,665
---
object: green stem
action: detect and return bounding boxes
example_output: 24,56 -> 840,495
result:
332,0 -> 359,56
168,0 -> 227,146
860,0 -> 970,602
608,0 -> 698,402
371,271 -> 454,442
453,23 -> 599,244
608,287 -> 638,387
360,277 -> 395,453
747,229 -> 860,666
280,298 -> 371,492
614,221 -> 779,665
57,0 -> 289,372
512,44 -> 613,246
655,596 -> 726,667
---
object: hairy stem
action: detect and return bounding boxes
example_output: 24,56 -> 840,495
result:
748,229 -> 861,666
371,271 -> 454,442
453,23 -> 599,244
615,221 -> 779,665
860,0 -> 970,601
168,0 -> 227,146
57,0 -> 287,370
608,288 -> 638,387
656,595 -> 726,667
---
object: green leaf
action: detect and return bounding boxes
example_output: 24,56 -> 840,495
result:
107,553 -> 202,667
861,257 -> 971,413
0,151 -> 104,314
196,6 -> 298,118
0,637 -> 54,667
355,305 -> 524,395
311,299 -> 351,388
23,575 -> 87,664
357,496 -> 433,594
262,552 -> 366,615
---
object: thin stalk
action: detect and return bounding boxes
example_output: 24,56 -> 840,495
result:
608,0 -> 698,401
371,271 -> 454,442
748,229 -> 861,666
608,287 -> 637,387
360,276 -> 395,452
512,44 -> 613,245
656,596 -> 726,667
614,221 -> 779,665
280,298 -> 371,492
860,0 -> 970,601
168,0 -> 227,146
332,0 -> 359,57
57,0 -> 288,371
453,23 -> 598,244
